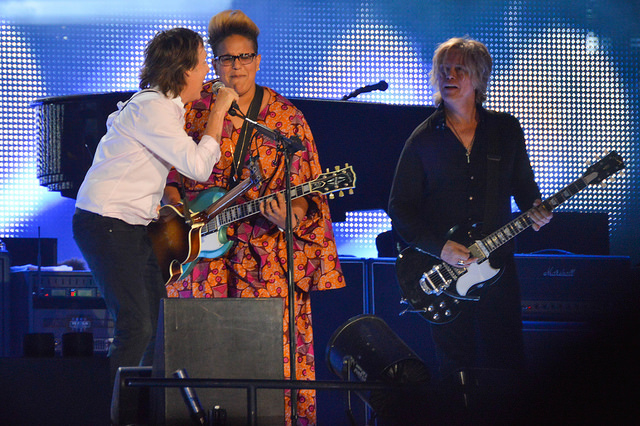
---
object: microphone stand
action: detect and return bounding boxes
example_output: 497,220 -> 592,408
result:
229,106 -> 304,424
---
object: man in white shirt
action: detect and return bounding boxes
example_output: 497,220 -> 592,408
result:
72,28 -> 238,385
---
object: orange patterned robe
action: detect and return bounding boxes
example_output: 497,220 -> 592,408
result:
165,81 -> 345,425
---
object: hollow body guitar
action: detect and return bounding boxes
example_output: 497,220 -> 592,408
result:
149,172 -> 261,286
395,151 -> 625,324
149,164 -> 356,285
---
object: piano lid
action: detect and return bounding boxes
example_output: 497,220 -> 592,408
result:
31,91 -> 135,198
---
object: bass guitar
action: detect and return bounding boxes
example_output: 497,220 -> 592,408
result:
150,164 -> 356,285
395,151 -> 625,324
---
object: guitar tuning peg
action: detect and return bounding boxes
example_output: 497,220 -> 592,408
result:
325,168 -> 329,173
338,191 -> 344,197
334,165 -> 340,171
329,193 -> 335,199
348,189 -> 354,195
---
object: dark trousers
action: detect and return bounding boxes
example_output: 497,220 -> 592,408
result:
430,257 -> 525,377
72,209 -> 166,384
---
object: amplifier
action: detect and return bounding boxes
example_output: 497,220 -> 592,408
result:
515,254 -> 636,321
4,271 -> 113,356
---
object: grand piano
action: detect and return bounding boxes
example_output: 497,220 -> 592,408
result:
31,92 -> 435,221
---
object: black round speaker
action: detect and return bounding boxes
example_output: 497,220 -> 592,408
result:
326,315 -> 432,424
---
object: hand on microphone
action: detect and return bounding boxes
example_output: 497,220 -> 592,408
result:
211,84 -> 239,115
211,81 -> 241,115
204,83 -> 239,141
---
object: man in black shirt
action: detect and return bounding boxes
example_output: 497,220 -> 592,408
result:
388,37 -> 552,398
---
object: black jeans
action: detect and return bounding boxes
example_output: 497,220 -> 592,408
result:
430,256 -> 525,377
72,208 -> 166,384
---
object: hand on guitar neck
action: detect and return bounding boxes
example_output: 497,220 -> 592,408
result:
441,198 -> 552,267
529,198 -> 553,231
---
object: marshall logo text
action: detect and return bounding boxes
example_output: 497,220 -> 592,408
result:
543,266 -> 576,278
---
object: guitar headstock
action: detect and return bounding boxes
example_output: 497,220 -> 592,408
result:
312,164 -> 357,198
583,151 -> 625,186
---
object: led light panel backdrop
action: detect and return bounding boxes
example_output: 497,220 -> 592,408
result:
0,0 -> 638,262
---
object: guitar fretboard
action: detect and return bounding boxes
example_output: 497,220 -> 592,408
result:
199,179 -> 333,236
213,183 -> 314,231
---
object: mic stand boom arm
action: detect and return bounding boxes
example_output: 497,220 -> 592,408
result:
229,107 -> 305,154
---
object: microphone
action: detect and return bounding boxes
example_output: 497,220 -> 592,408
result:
211,80 -> 240,112
341,80 -> 388,100
211,80 -> 225,93
214,81 -> 305,153
173,369 -> 207,425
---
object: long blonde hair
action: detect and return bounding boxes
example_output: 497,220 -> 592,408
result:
430,37 -> 492,105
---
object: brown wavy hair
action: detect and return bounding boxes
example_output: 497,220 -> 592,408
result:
139,27 -> 203,97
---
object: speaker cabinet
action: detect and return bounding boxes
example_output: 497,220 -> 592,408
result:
516,254 -> 634,321
310,258 -> 369,426
368,258 -> 440,375
513,212 -> 609,255
2,237 -> 57,267
151,298 -> 285,426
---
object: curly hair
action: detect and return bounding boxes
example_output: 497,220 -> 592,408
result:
208,10 -> 260,56
139,27 -> 203,97
430,37 -> 492,105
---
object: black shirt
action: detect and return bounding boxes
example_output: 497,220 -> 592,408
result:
388,104 -> 541,259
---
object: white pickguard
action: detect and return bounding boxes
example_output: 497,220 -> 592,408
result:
200,229 -> 228,255
455,261 -> 501,296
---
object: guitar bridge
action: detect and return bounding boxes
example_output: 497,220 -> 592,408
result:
419,264 -> 451,295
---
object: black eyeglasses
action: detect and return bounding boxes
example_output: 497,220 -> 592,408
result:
214,53 -> 257,67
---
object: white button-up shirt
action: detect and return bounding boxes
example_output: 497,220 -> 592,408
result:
76,90 -> 220,225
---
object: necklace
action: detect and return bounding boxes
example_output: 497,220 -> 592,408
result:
446,116 -> 476,164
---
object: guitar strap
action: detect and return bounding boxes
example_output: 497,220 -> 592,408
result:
230,84 -> 264,188
482,112 -> 502,236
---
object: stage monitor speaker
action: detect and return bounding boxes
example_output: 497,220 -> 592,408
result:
151,298 -> 284,426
